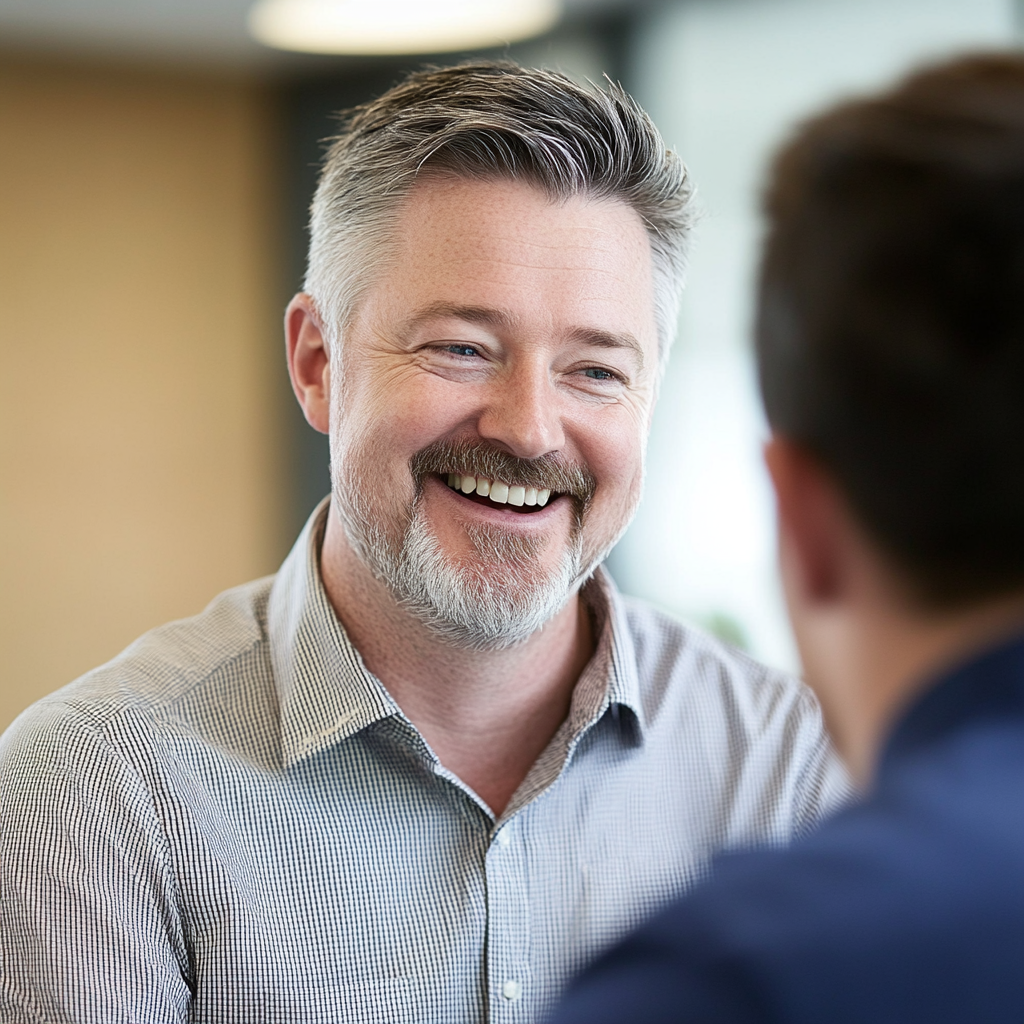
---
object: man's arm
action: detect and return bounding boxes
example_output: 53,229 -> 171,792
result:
1,699 -> 191,1023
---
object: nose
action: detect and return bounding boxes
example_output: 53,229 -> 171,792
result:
476,358 -> 565,460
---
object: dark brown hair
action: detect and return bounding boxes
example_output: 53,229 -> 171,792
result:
758,54 -> 1024,607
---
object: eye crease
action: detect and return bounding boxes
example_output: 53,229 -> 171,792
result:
435,345 -> 623,384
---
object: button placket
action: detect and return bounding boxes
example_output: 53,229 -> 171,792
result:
486,818 -> 531,1021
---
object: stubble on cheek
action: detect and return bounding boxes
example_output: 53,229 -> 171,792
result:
331,428 -> 418,566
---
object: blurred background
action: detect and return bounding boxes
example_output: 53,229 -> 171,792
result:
2,0 -> 1021,731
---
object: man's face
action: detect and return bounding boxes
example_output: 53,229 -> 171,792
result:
328,175 -> 660,648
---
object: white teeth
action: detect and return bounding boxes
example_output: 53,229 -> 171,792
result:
445,472 -> 552,510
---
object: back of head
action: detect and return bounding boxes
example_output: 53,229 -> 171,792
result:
305,61 -> 692,365
758,54 -> 1024,609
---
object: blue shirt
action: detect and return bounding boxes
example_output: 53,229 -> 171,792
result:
551,632 -> 1024,1024
0,502 -> 847,1024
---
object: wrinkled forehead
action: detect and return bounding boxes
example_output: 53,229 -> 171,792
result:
378,176 -> 659,344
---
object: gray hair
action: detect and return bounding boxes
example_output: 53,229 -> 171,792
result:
305,60 -> 694,367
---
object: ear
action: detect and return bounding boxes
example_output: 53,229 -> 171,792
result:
285,293 -> 331,435
764,435 -> 848,606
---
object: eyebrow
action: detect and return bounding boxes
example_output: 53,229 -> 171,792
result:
404,301 -> 646,371
403,301 -> 519,334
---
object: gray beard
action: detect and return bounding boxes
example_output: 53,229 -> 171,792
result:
389,511 -> 587,649
333,479 -> 594,651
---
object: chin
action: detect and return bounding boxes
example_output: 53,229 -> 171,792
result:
394,515 -> 585,649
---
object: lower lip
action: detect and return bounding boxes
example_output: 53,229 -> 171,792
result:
425,474 -> 567,526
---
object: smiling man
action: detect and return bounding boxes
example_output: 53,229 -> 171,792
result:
0,63 -> 847,1024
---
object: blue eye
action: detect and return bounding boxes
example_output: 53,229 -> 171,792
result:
445,344 -> 479,357
584,367 -> 615,380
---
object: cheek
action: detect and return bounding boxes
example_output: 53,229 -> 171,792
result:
595,402 -> 647,471
340,367 -> 459,457
583,411 -> 648,508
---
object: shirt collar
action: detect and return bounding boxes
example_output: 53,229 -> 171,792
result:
576,567 -> 647,741
268,499 -> 400,769
267,499 -> 647,770
881,628 -> 1024,774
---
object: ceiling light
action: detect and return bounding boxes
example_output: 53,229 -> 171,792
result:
248,0 -> 562,55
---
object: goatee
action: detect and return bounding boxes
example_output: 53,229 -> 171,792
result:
332,439 -> 608,650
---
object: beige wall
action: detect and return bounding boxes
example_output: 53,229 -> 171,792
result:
0,55 -> 287,732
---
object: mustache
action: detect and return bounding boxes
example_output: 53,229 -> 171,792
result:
410,439 -> 596,508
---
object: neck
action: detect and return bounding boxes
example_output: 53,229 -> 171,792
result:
809,588 -> 1024,787
318,504 -> 596,817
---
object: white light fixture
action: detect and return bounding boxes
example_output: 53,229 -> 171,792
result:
248,0 -> 562,55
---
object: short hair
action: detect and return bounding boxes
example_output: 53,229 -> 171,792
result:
757,53 -> 1024,608
305,60 -> 693,367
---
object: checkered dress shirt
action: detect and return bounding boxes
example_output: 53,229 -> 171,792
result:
1,502 -> 849,1024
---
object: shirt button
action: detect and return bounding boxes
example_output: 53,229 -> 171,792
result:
502,979 -> 522,1001
496,828 -> 511,848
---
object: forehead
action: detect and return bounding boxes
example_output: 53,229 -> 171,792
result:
370,175 -> 658,350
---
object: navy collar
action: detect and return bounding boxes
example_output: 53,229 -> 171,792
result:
881,629 -> 1024,773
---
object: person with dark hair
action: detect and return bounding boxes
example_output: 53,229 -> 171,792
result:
0,62 -> 846,1022
550,52 -> 1024,1024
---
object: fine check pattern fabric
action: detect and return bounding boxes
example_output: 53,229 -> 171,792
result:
1,501 -> 850,1024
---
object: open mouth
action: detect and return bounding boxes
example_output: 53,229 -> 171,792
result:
443,473 -> 556,514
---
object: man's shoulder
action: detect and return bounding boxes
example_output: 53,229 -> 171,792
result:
559,777 -> 1024,1024
640,750 -> 1024,1018
1,574 -> 277,760
641,654 -> 1024,960
610,593 -> 850,835
560,788 -> 1023,1024
617,593 -> 818,732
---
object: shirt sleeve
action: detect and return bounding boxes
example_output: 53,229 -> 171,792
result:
1,699 -> 192,1024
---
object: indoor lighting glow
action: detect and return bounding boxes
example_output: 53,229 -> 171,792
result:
248,0 -> 562,55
